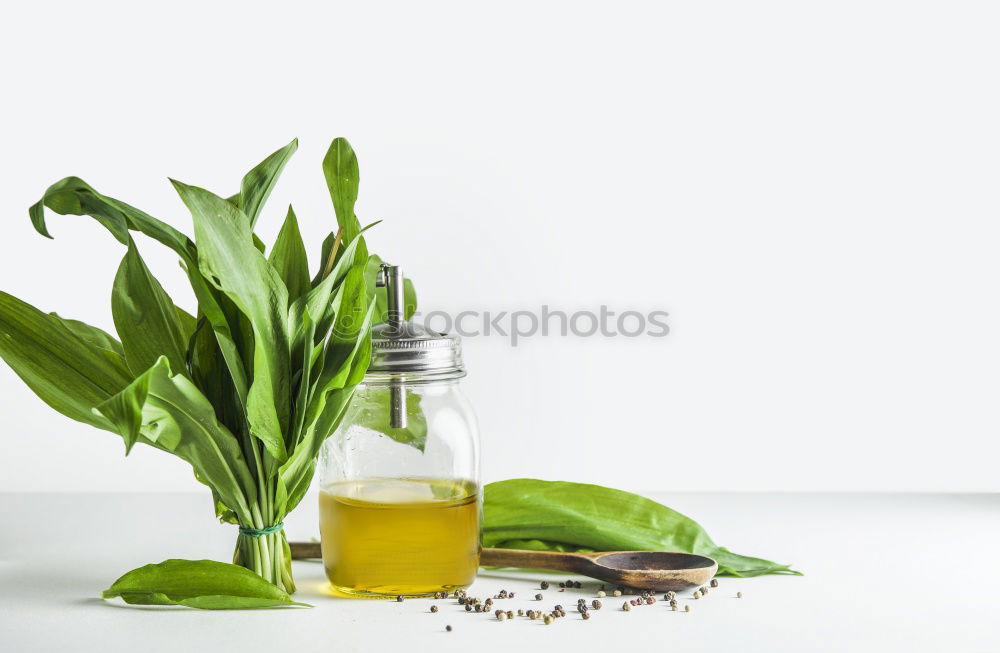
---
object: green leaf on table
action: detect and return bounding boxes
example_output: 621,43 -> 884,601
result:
102,559 -> 310,609
483,479 -> 801,578
0,291 -> 132,430
239,138 -> 298,228
172,180 -> 292,462
268,206 -> 311,302
112,238 -> 190,376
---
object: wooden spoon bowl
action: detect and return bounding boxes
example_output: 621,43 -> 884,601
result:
480,548 -> 718,591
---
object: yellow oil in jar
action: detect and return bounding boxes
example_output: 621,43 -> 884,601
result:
319,478 -> 481,597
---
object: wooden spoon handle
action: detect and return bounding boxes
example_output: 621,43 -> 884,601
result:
290,541 -> 322,559
479,547 -> 594,574
289,541 -> 593,575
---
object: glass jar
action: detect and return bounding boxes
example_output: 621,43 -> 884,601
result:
318,266 -> 481,598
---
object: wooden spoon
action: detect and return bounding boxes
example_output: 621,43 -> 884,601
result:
289,542 -> 717,591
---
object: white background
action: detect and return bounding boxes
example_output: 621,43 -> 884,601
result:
1,0 -> 998,493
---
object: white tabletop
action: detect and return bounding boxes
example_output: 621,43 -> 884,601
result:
1,492 -> 996,652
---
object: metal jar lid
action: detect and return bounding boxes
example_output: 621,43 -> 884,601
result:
366,264 -> 465,383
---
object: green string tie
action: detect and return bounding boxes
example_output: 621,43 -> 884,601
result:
238,522 -> 284,538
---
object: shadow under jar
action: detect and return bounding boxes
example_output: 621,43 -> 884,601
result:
318,267 -> 481,598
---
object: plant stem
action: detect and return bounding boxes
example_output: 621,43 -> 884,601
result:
320,228 -> 344,280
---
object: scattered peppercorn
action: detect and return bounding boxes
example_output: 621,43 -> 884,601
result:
645,597 -> 655,605
612,590 -> 622,597
582,612 -> 591,620
465,604 -> 472,612
629,599 -> 638,606
737,592 -> 743,599
574,581 -> 582,589
694,592 -> 701,599
685,605 -> 691,613
540,581 -> 549,590
592,600 -> 602,610
446,625 -> 453,632
535,593 -> 543,601
671,604 -> 678,611
623,602 -> 632,611
509,593 -> 516,599
666,591 -> 676,601
474,605 -> 482,612
554,604 -> 563,611
558,582 -> 566,588
430,605 -> 439,613
596,590 -> 606,598
497,612 -> 507,621
710,579 -> 719,588
517,609 -> 524,616
396,595 -> 403,602
543,615 -> 553,625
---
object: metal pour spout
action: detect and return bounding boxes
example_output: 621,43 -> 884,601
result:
375,263 -> 407,428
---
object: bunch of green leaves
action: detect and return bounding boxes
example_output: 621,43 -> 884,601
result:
483,479 -> 801,577
1,137 -> 411,598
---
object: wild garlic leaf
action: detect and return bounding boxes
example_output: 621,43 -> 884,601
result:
28,177 -> 249,409
322,138 -> 362,242
102,559 -> 310,610
50,314 -> 125,361
239,138 -> 298,228
112,238 -> 190,376
0,291 -> 132,429
294,225 -> 375,347
30,176 -> 195,258
483,479 -> 801,578
279,298 -> 375,516
95,356 -> 257,522
269,206 -> 311,302
172,180 -> 292,462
